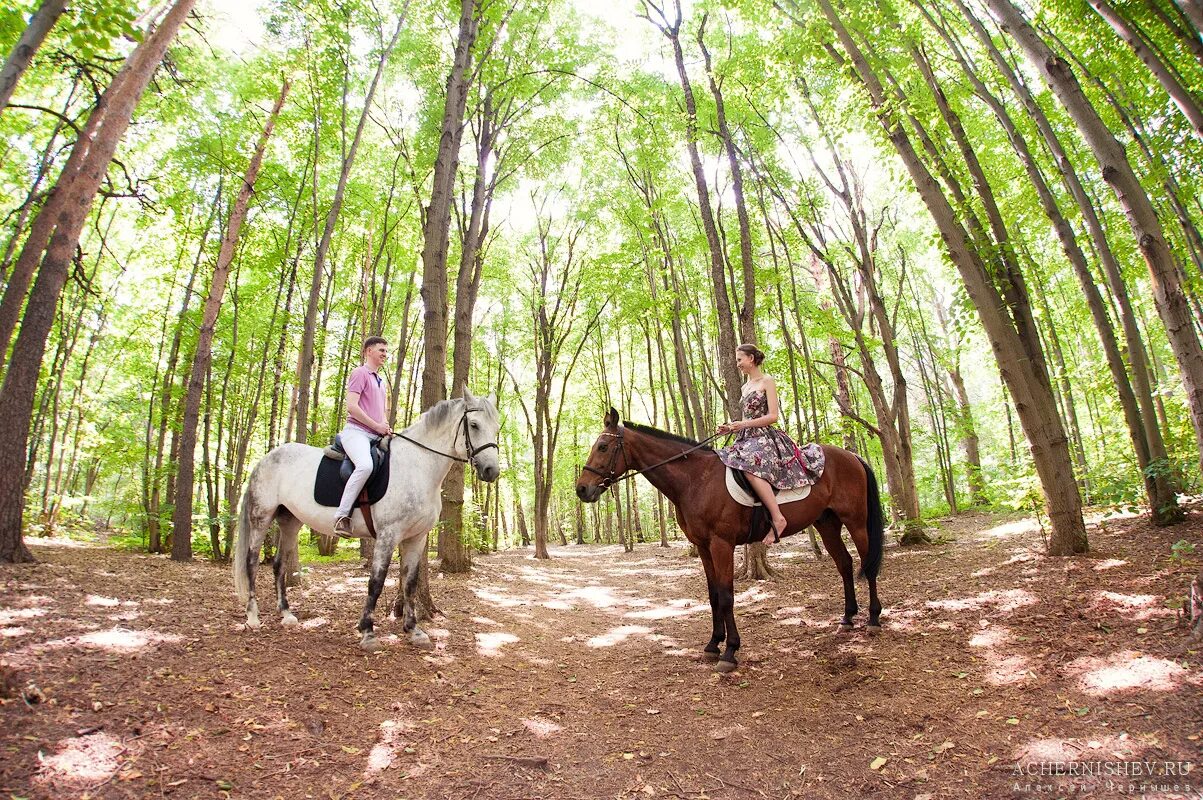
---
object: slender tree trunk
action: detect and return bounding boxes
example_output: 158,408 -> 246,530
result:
812,0 -> 1088,554
1087,0 -> 1203,137
296,13 -> 405,444
986,0 -> 1203,480
644,0 -> 742,417
171,80 -> 288,560
0,0 -> 67,114
0,0 -> 198,563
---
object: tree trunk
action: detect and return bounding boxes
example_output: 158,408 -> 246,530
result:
986,0 -> 1203,481
0,0 -> 198,563
951,0 -> 1179,522
814,0 -> 1088,554
439,100 -> 495,575
171,80 -> 288,560
1087,0 -> 1203,137
0,0 -> 67,114
295,13 -> 404,444
698,17 -> 756,344
644,0 -> 742,417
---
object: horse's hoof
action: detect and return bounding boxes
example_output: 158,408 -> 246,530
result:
410,631 -> 434,651
837,622 -> 854,633
714,660 -> 738,674
701,650 -> 721,663
360,636 -> 382,652
866,623 -> 882,635
245,617 -> 261,630
281,613 -> 298,627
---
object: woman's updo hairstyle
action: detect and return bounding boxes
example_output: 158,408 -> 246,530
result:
737,343 -> 766,366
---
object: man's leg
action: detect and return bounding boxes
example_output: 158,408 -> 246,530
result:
335,426 -> 374,534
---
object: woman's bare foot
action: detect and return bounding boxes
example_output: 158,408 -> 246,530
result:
765,515 -> 787,544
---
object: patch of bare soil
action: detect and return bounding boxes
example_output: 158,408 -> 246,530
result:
2,507 -> 1202,799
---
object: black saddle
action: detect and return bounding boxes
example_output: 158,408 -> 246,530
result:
312,434 -> 391,508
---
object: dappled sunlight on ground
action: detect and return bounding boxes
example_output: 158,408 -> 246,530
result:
1093,558 -> 1128,571
968,625 -> 1032,685
623,597 -> 702,620
1090,591 -> 1172,622
73,627 -> 183,651
587,624 -> 654,648
522,717 -> 562,738
1067,651 -> 1193,695
926,588 -> 1039,613
301,617 -> 328,629
26,536 -> 94,550
35,731 -> 123,788
365,717 -> 415,776
1013,733 -> 1149,765
475,630 -> 519,657
0,607 -> 49,625
979,518 -> 1042,539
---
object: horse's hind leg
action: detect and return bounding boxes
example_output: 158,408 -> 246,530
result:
696,544 -> 724,662
847,523 -> 882,631
815,511 -> 858,630
397,533 -> 433,651
357,532 -> 396,651
273,512 -> 302,627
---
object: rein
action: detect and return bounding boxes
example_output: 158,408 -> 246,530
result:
582,425 -> 722,490
394,407 -> 498,467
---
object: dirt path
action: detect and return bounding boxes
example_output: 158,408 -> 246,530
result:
2,509 -> 1202,799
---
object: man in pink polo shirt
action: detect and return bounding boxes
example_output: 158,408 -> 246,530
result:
333,336 -> 392,535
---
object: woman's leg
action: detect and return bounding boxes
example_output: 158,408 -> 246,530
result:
747,474 -> 787,544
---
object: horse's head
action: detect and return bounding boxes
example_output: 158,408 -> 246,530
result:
460,391 -> 501,483
576,406 -> 628,503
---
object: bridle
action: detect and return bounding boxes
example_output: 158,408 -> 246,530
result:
395,406 -> 498,468
581,423 -> 720,491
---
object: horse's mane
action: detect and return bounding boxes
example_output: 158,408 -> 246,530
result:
623,421 -> 714,451
410,395 -> 498,434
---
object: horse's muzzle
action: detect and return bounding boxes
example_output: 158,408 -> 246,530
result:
477,463 -> 500,483
575,483 -> 602,503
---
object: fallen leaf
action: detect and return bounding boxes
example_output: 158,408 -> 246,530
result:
869,756 -> 888,770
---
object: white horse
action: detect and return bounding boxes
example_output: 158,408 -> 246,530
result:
233,393 -> 501,650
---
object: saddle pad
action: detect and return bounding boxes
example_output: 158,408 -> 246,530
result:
313,453 -> 390,508
725,468 -> 812,507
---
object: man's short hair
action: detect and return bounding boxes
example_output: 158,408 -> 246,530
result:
362,336 -> 387,353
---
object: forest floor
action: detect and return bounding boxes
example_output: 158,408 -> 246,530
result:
2,507 -> 1202,800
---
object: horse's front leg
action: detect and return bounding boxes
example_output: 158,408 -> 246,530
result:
398,532 -> 433,651
273,514 -> 303,627
697,544 -> 723,661
357,532 -> 395,651
708,537 -> 740,673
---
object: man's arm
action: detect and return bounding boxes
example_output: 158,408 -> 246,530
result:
346,390 -> 388,434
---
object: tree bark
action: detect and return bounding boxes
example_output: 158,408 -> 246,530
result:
1087,0 -> 1203,137
698,17 -> 756,344
171,80 -> 287,560
0,0 -> 198,563
643,0 -> 742,417
0,0 -> 67,114
295,12 -> 405,444
985,0 -> 1203,482
812,0 -> 1088,554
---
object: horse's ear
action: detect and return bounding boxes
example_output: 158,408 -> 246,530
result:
462,389 -> 476,404
605,406 -> 621,428
485,393 -> 497,409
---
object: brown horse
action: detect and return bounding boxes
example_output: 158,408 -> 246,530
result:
575,408 -> 884,672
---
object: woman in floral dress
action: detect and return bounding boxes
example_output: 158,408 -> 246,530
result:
716,344 -> 824,544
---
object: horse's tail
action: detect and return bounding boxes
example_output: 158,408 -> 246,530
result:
858,458 -> 885,581
233,477 -> 258,605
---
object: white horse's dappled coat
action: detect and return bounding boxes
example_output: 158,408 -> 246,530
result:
233,393 -> 501,649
